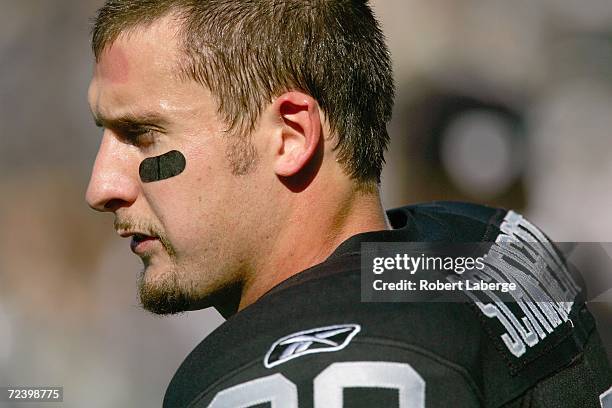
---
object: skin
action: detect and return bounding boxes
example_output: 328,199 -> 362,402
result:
86,14 -> 390,317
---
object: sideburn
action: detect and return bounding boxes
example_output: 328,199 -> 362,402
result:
225,135 -> 259,176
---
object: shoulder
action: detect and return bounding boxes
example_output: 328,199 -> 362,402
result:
392,201 -> 567,252
391,200 -> 509,242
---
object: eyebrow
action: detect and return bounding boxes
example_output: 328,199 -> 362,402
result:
92,110 -> 169,130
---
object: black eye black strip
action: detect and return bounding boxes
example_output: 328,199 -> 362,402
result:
139,150 -> 186,183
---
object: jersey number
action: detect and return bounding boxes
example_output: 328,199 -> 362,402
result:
208,361 -> 425,407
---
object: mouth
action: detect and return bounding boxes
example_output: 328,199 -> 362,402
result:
117,230 -> 160,255
130,233 -> 160,255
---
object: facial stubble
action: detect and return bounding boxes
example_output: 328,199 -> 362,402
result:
137,262 -> 192,315
115,217 -> 191,314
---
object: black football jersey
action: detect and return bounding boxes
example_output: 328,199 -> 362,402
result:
163,202 -> 612,408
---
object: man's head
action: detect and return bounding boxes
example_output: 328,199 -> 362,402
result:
86,0 -> 394,314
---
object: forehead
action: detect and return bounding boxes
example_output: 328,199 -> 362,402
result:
88,15 -> 193,117
96,15 -> 182,78
96,43 -> 131,84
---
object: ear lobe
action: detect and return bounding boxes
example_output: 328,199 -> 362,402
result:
273,92 -> 322,177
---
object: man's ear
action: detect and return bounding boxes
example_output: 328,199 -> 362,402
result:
272,91 -> 322,177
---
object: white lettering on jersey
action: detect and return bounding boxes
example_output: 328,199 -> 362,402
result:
208,373 -> 297,408
448,211 -> 580,358
314,361 -> 425,408
207,362 -> 425,408
601,385 -> 612,408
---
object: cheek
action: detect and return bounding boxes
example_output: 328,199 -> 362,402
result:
141,138 -> 249,243
145,180 -> 207,226
142,162 -> 226,241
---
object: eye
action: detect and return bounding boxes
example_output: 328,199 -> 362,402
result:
121,127 -> 158,148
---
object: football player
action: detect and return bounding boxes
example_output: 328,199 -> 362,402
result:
85,1 -> 612,406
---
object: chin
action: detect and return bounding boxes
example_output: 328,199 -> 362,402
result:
137,260 -> 243,316
137,264 -> 192,315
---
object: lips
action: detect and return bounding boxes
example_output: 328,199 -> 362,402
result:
129,233 -> 159,254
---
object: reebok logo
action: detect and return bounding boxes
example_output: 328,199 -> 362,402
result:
264,324 -> 361,368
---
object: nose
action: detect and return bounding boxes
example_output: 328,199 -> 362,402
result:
86,132 -> 140,212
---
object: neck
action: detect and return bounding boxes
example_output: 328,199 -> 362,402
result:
236,184 -> 389,312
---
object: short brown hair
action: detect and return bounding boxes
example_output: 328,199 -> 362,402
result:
92,0 -> 395,184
